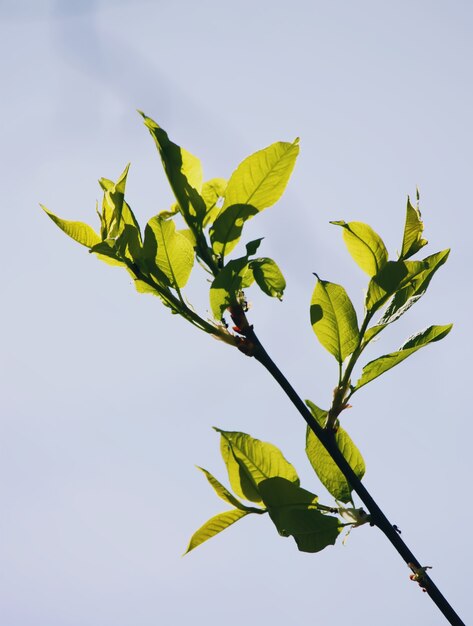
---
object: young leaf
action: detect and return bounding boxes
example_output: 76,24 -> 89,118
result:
209,257 -> 254,319
216,429 -> 300,504
310,277 -> 359,363
197,467 -> 259,512
379,250 -> 450,325
185,509 -> 251,554
201,178 -> 227,228
258,477 -> 340,553
354,324 -> 453,390
139,112 -> 207,229
249,258 -> 286,299
98,164 -> 130,239
41,206 -> 101,248
145,216 -> 194,288
365,260 -> 426,313
115,222 -> 143,265
208,239 -> 262,319
331,221 -> 388,276
286,509 -> 341,553
89,240 -> 128,267
222,139 -> 299,213
258,476 -> 318,508
210,203 -> 259,257
305,400 -> 366,503
210,139 -> 299,257
401,195 -> 428,259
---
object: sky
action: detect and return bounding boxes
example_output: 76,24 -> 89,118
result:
1,1 -> 472,624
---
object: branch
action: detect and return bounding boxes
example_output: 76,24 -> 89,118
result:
229,305 -> 465,626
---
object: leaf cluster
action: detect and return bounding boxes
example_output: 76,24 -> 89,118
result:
42,112 -> 297,345
186,429 -> 352,554
43,117 -> 451,560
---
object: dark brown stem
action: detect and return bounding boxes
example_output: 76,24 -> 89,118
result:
232,311 -> 464,625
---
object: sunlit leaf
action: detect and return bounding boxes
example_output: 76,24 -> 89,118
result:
209,240 -> 262,318
42,206 -> 101,248
89,240 -> 127,267
98,164 -> 130,239
209,258 -> 253,319
185,508 -> 251,554
210,203 -> 259,257
401,195 -> 428,259
222,139 -> 299,212
379,250 -> 450,325
310,277 -> 359,363
250,258 -> 286,299
115,222 -> 142,264
201,178 -> 227,227
305,400 -> 365,503
210,139 -> 299,256
145,216 -> 194,288
216,429 -> 300,504
139,112 -> 207,228
331,221 -> 388,276
197,467 -> 259,512
355,324 -> 453,389
365,260 -> 426,313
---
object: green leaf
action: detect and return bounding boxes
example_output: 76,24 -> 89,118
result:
115,222 -> 143,265
208,240 -> 262,319
355,324 -> 453,390
98,164 -> 131,239
209,258 -> 253,319
250,258 -> 286,299
217,429 -> 300,504
310,277 -> 359,363
379,250 -> 450,325
401,195 -> 428,259
89,240 -> 127,267
210,139 -> 299,257
210,203 -> 259,257
42,206 -> 101,248
305,400 -> 366,503
365,260 -> 426,313
185,508 -> 251,554
258,476 -> 318,508
201,178 -> 227,228
331,221 -> 388,276
258,478 -> 340,553
196,467 -> 259,512
139,112 -> 207,229
144,216 -> 194,288
222,139 -> 299,212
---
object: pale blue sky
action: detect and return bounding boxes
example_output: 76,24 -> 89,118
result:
1,1 -> 471,625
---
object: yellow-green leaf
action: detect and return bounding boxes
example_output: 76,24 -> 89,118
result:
332,221 -> 388,276
42,206 -> 101,248
401,195 -> 428,259
197,467 -> 258,512
379,250 -> 450,324
365,260 -> 426,313
310,278 -> 359,363
222,139 -> 299,212
355,324 -> 453,390
145,216 -> 194,288
217,429 -> 299,504
250,258 -> 286,299
305,400 -> 365,503
210,203 -> 259,258
201,178 -> 227,227
185,509 -> 250,554
139,112 -> 206,228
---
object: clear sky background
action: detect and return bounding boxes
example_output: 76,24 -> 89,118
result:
1,1 -> 472,625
